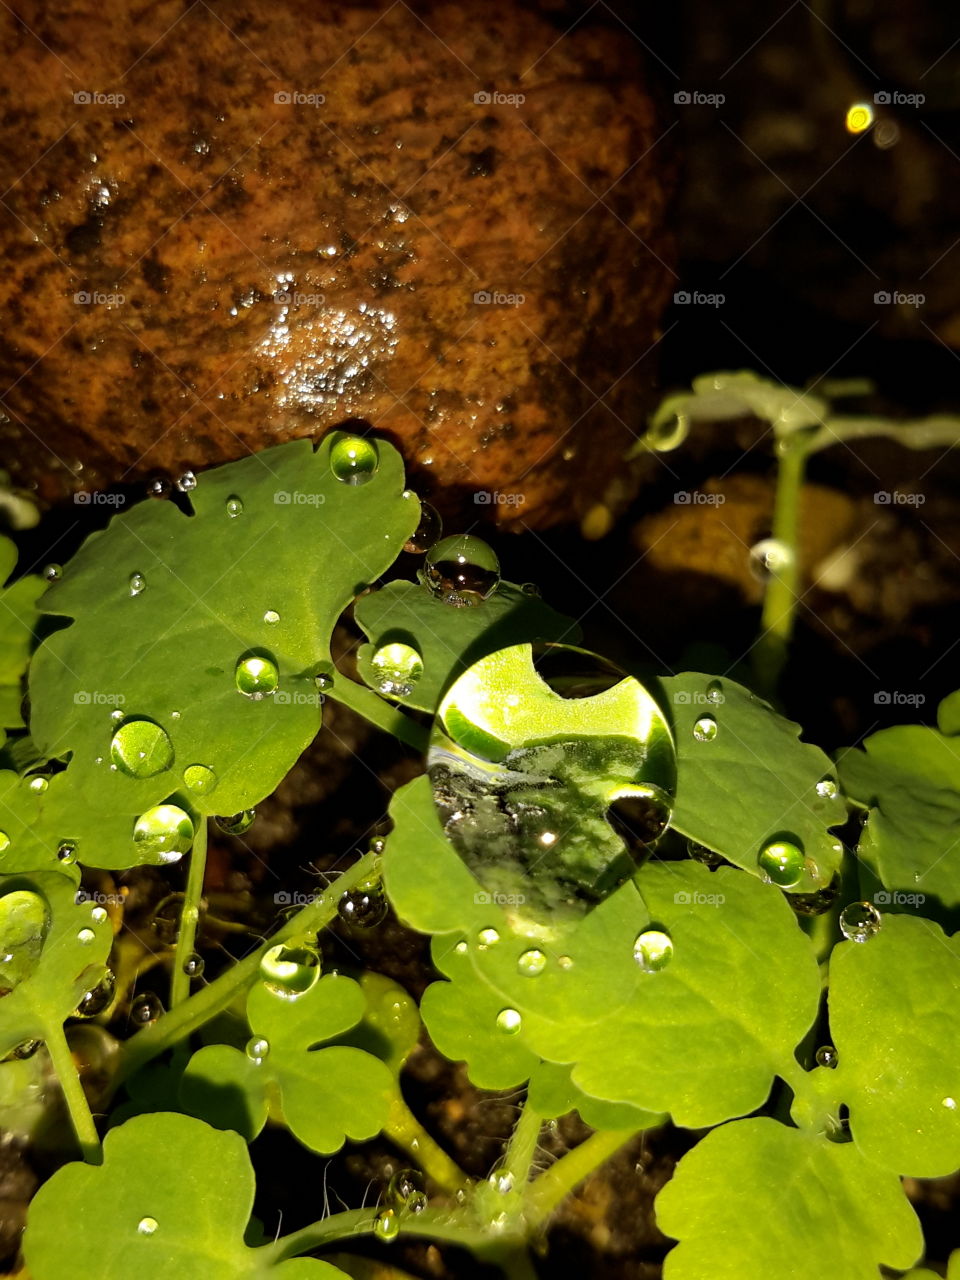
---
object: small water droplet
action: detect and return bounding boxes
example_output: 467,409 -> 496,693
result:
176,471 -> 197,492
943,1096 -> 957,1110
816,777 -> 838,800
182,952 -> 204,979
170,710 -> 181,720
403,501 -> 442,554
758,839 -> 805,888
110,709 -> 125,725
225,495 -> 243,517
477,927 -> 500,949
246,1036 -> 270,1064
137,1216 -> 158,1236
263,609 -> 280,625
749,538 -> 793,582
454,940 -> 468,954
57,840 -> 78,865
146,476 -> 170,500
787,876 -> 841,916
260,939 -> 321,998
0,830 -> 10,852
370,837 -> 386,855
74,969 -> 116,1018
557,955 -> 573,970
496,1008 -> 522,1035
839,900 -> 882,942
9,1039 -> 41,1060
388,1169 -> 427,1215
370,642 -> 423,698
686,839 -> 723,869
110,719 -> 175,779
42,563 -> 62,582
337,884 -> 387,927
26,775 -> 49,795
315,672 -> 334,693
693,716 -> 717,743
517,948 -> 546,977
130,992 -> 164,1026
330,433 -> 379,485
374,1208 -> 400,1242
633,929 -> 673,973
133,805 -> 194,863
77,927 -> 96,945
90,906 -> 108,924
235,653 -> 279,699
422,534 -> 500,606
492,1171 -> 515,1194
129,572 -> 146,596
815,1045 -> 838,1069
183,764 -> 217,795
705,679 -> 724,704
521,582 -> 542,597
215,809 -> 255,836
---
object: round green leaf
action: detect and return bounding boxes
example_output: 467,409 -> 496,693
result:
0,536 -> 43,731
180,1044 -> 269,1141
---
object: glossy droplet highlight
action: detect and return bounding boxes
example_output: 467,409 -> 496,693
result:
27,775 -> 49,794
839,900 -> 882,943
110,719 -> 174,779
749,538 -> 793,582
693,716 -> 717,743
146,476 -> 170,500
216,809 -> 255,835
315,672 -> 334,693
496,1008 -> 522,1035
422,534 -> 500,607
388,1169 -> 427,1215
57,840 -> 78,865
225,495 -> 243,517
330,433 -> 379,485
705,679 -> 724,704
133,805 -> 194,863
74,969 -> 116,1018
182,953 -> 204,978
607,784 -> 673,855
137,1216 -> 158,1236
337,885 -> 388,928
42,563 -> 62,582
246,1036 -> 270,1064
788,876 -> 841,917
235,653 -> 279,699
758,839 -> 805,887
0,891 -> 49,988
263,609 -> 280,625
687,839 -> 723,869
130,992 -> 163,1026
374,1209 -> 399,1242
129,572 -> 145,596
260,939 -> 321,998
404,501 -> 442,554
176,471 -> 197,492
517,948 -> 546,977
370,642 -> 423,698
633,929 -> 674,973
815,1045 -> 838,1069
477,927 -> 500,948
183,764 -> 217,795
816,777 -> 838,799
77,927 -> 95,945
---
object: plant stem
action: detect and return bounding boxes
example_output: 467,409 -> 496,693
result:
114,852 -> 379,1089
170,818 -> 208,1008
259,1207 -> 501,1266
753,439 -> 809,699
524,1128 -> 638,1231
45,1021 -> 101,1164
500,1098 -> 544,1192
384,1089 -> 472,1195
324,675 -> 430,754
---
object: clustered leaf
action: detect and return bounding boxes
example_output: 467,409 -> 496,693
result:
0,534 -> 43,732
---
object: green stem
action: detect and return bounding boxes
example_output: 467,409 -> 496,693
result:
324,675 -> 430,754
524,1128 -> 638,1231
170,819 -> 208,1008
384,1089 -> 472,1196
259,1207 -> 501,1266
114,852 -> 379,1089
753,440 -> 809,698
500,1099 -> 544,1192
45,1021 -> 101,1163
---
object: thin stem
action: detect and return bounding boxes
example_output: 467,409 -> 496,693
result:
384,1089 -> 472,1195
500,1098 -> 544,1192
524,1128 -> 638,1231
324,675 -> 430,754
170,818 -> 208,1008
114,853 -> 379,1089
45,1021 -> 101,1164
259,1207 -> 500,1266
753,440 -> 809,699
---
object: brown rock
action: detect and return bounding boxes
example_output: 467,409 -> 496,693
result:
0,1 -> 675,526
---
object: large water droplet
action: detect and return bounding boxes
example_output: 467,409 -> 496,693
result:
517,948 -> 546,977
816,777 -> 838,799
176,471 -> 197,493
370,643 -> 423,698
110,719 -> 175,779
404,501 -> 442,554
129,572 -> 146,596
225,495 -> 243,517
246,1036 -> 270,1064
815,1045 -> 838,1069
787,876 -> 841,916
749,538 -> 793,582
130,992 -> 163,1026
337,884 -> 387,928
839,900 -> 882,942
0,891 -> 49,989
73,969 -> 116,1018
260,939 -> 321,998
77,928 -> 96,945
633,929 -> 673,973
374,1209 -> 399,1242
183,764 -> 217,796
216,809 -> 255,835
758,839 -> 805,887
422,534 -> 500,607
235,653 -> 279,699
693,716 -> 717,743
606,784 -> 673,856
330,433 -> 379,485
496,1008 -> 522,1035
26,775 -> 49,795
388,1169 -> 427,1215
137,1216 -> 159,1236
315,672 -> 334,693
133,805 -> 194,863
477,927 -> 500,948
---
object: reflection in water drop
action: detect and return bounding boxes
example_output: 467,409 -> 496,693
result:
137,1216 -> 159,1236
110,719 -> 175,778
374,1209 -> 400,1242
422,535 -> 500,607
687,839 -> 723,869
57,840 -> 78,866
758,839 -> 805,888
129,572 -> 145,596
176,471 -> 197,493
183,764 -> 217,795
43,563 -> 62,582
216,809 -> 255,835
130,992 -> 164,1025
74,969 -> 116,1018
133,805 -> 194,863
260,939 -> 321,998
330,434 -> 379,485
788,876 -> 840,916
404,501 -> 442,554
816,777 -> 838,800
496,1008 -> 522,1035
0,891 -> 49,989
705,680 -> 724,705
388,1169 -> 427,1215
633,929 -> 673,973
235,654 -> 279,699
337,884 -> 388,927
692,716 -> 717,743
370,643 -> 423,698
749,538 -> 793,582
517,948 -> 546,976
815,1045 -> 838,1069
182,953 -> 204,978
477,927 -> 500,948
839,900 -> 882,942
226,495 -> 244,517
246,1036 -> 270,1064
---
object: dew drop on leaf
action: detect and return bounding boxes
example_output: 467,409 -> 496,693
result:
77,927 -> 96,945
388,1169 -> 427,1214
496,1008 -> 522,1035
137,1216 -> 158,1236
705,679 -> 724,704
815,1045 -> 838,1069
145,476 -> 170,500
943,1096 -> 957,1110
403,501 -> 442,554
687,839 -> 723,868
693,715 -> 717,743
216,809 -> 256,835
90,906 -> 108,924
454,940 -> 468,954
182,953 -> 204,979
749,538 -> 793,582
133,805 -> 194,863
374,1208 -> 400,1242
176,471 -> 197,493
557,955 -> 574,970
245,1036 -> 270,1064
757,838 -> 805,887
421,534 -> 500,607
330,433 -> 379,485
606,784 -> 673,856
633,929 -> 674,973
839,900 -> 882,942
370,642 -> 423,697
787,876 -> 840,916
109,719 -> 175,779
816,776 -> 838,799
27,775 -> 49,794
110,709 -> 125,725
42,563 -> 62,582
263,609 -> 280,625
130,992 -> 163,1026
57,840 -> 78,865
183,764 -> 217,795
521,582 -> 541,597
0,891 -> 49,988
225,495 -> 244,517
338,885 -> 387,928
260,939 -> 321,998
9,1039 -> 41,1060
235,653 -> 279,699
0,831 -> 9,852
129,572 -> 146,596
73,968 -> 116,1018
517,948 -> 546,977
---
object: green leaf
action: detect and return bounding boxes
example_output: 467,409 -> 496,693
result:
662,673 -> 846,892
339,971 -> 421,1074
0,535 -> 43,731
0,768 -> 143,873
180,1044 -> 269,1141
0,870 -> 111,1055
527,1061 -> 662,1131
655,1118 -> 922,1279
355,580 -> 578,713
28,437 -> 418,836
828,914 -> 960,1177
837,718 -> 960,907
23,1112 -> 347,1279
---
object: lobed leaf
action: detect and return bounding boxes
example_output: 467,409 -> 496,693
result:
0,535 -> 43,731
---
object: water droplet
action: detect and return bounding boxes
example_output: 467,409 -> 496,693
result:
749,538 -> 793,582
758,839 -> 805,888
815,1045 -> 838,1069
370,837 -> 386,855
693,716 -> 717,743
27,775 -> 49,795
403,501 -> 442,554
517,948 -> 546,977
492,1171 -> 515,1194
422,534 -> 500,606
0,891 -> 49,986
133,805 -> 194,863
77,927 -> 95,945
687,839 -> 723,869
183,764 -> 217,795
137,1216 -> 158,1236
110,709 -> 125,725
705,679 -> 724,704
74,969 -> 116,1018
825,1114 -> 851,1143
330,433 -> 379,485
176,471 -> 197,492
110,719 -> 175,778
150,899 -> 181,945
633,929 -> 673,973
454,940 -> 468,954
128,572 -> 146,597
246,1036 -> 270,1064
57,840 -> 78,865
42,563 -> 62,582
226,495 -> 243,517
787,876 -> 841,916
496,1008 -> 522,1035
839,900 -> 882,943
338,884 -> 388,927
235,653 -> 279,699
90,906 -> 108,924
607,784 -> 673,855
170,710 -> 181,720
146,476 -> 170,500
315,672 -> 334,693
521,582 -> 542,597
0,831 -> 9,852
370,642 -> 423,698
215,809 -> 255,836
477,927 -> 500,948
263,609 -> 280,625
260,939 -> 321,998
943,1096 -> 957,1110
9,1039 -> 41,1060
182,953 -> 204,979
130,992 -> 163,1026
557,955 -> 574,970
388,1169 -> 427,1215
374,1208 -> 400,1242
816,777 -> 838,800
